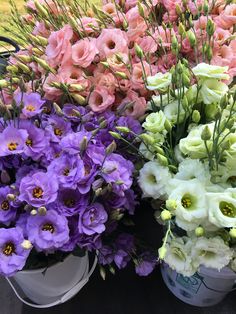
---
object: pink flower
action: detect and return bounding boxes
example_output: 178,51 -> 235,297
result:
95,72 -> 116,93
162,0 -> 183,22
107,53 -> 130,73
89,86 -> 115,112
33,22 -> 51,37
46,25 -> 73,68
153,26 -> 172,49
136,36 -> 157,55
214,4 -> 236,29
119,90 -> 147,119
126,6 -> 147,42
214,27 -> 232,46
72,38 -> 98,68
96,29 -> 128,59
43,73 -> 65,101
131,61 -> 151,90
79,17 -> 99,34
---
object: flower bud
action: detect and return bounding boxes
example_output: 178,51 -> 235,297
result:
171,35 -> 179,53
220,94 -> 228,109
156,154 -> 168,166
17,55 -> 32,63
100,61 -> 109,68
33,57 -> 56,74
139,133 -> 155,145
6,65 -> 18,74
175,4 -> 182,15
115,126 -> 130,133
37,35 -> 48,46
166,199 -> 177,211
71,93 -> 86,105
53,103 -> 63,116
99,120 -> 108,128
72,109 -> 81,117
195,226 -> 204,237
229,228 -> 236,238
6,194 -> 16,201
206,45 -> 213,61
201,125 -> 211,141
178,23 -> 186,37
206,19 -> 215,37
109,131 -> 122,139
99,266 -> 106,280
0,80 -> 8,88
192,110 -> 201,123
164,119 -> 172,132
34,1 -> 49,18
109,265 -> 116,275
182,73 -> 190,87
137,2 -> 145,17
69,84 -> 85,92
38,206 -> 47,216
161,210 -> 172,221
21,240 -> 33,250
115,71 -> 128,79
80,136 -> 88,152
134,44 -> 144,59
158,246 -> 167,260
106,141 -> 117,155
181,95 -> 189,110
1,170 -> 11,184
32,47 -> 44,56
30,209 -> 38,216
187,30 -> 196,47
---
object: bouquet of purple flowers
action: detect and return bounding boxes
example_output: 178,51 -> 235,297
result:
0,86 -> 146,277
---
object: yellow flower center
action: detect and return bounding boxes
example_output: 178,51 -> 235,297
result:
54,128 -> 63,136
220,201 -> 236,218
1,200 -> 9,211
32,187 -> 44,199
181,197 -> 192,208
42,223 -> 55,233
26,104 -> 36,112
64,199 -> 75,208
3,242 -> 15,256
8,142 -> 18,151
63,168 -> 70,176
26,138 -> 33,146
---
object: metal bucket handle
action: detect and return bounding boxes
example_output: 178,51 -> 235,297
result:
6,255 -> 97,308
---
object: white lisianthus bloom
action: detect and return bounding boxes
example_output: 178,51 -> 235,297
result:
138,161 -> 172,199
174,145 -> 185,163
164,237 -> 197,276
146,72 -> 172,91
200,79 -> 228,105
168,179 -> 207,231
164,100 -> 186,124
149,93 -> 173,109
179,123 -> 214,159
191,237 -> 233,270
207,192 -> 236,228
192,63 -> 230,80
175,159 -> 210,182
142,111 -> 167,134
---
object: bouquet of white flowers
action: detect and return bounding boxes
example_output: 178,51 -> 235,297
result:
138,61 -> 236,277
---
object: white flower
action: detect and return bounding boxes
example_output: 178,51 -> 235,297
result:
174,145 -> 185,163
138,161 -> 172,199
175,159 -> 210,182
142,111 -> 167,134
163,100 -> 186,124
192,63 -> 230,80
168,179 -> 207,231
207,191 -> 236,228
191,237 -> 233,270
164,237 -> 197,276
146,72 -> 172,91
149,93 -> 172,108
200,79 -> 228,105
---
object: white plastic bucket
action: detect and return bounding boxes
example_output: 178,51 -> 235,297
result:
161,262 -> 236,307
6,253 -> 97,308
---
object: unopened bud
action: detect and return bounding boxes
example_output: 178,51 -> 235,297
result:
201,125 -> 212,141
178,23 -> 186,37
109,131 -> 122,139
38,206 -> 47,216
37,35 -> 48,46
100,61 -> 109,68
71,93 -> 86,105
106,141 -> 117,155
156,154 -> 168,166
21,240 -> 33,250
69,84 -> 85,92
192,110 -> 201,123
161,210 -> 172,221
139,133 -> 155,145
182,73 -> 191,87
99,266 -> 106,280
34,1 -> 49,17
30,209 -> 37,216
33,57 -> 56,74
80,136 -> 88,152
115,126 -> 130,133
134,44 -> 144,59
0,80 -> 8,88
17,55 -> 32,63
175,4 -> 182,15
187,30 -> 196,47
53,103 -> 63,116
166,199 -> 177,211
1,170 -> 11,184
182,95 -> 189,109
6,65 -> 18,74
137,2 -> 145,17
206,19 -> 215,37
115,71 -> 128,79
158,246 -> 167,260
229,228 -> 236,238
220,94 -> 228,109
32,47 -> 44,56
203,0 -> 209,14
164,119 -> 172,132
206,45 -> 213,61
195,226 -> 204,237
6,194 -> 16,201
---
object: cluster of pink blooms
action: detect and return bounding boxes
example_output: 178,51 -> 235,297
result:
7,0 -> 234,120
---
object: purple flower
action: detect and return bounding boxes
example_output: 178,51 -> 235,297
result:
98,245 -> 115,265
102,153 -> 134,195
113,234 -> 135,269
0,227 -> 31,276
47,154 -> 85,189
114,249 -> 131,269
0,187 -> 17,225
60,130 -> 92,155
86,145 -> 105,165
78,203 -> 108,235
19,171 -> 58,207
26,210 -> 69,251
135,256 -> 156,276
0,126 -> 28,157
77,159 -> 98,194
49,188 -> 88,216
60,216 -> 80,252
76,233 -> 102,251
44,115 -> 72,143
117,116 -> 142,135
15,92 -> 45,118
63,104 -> 87,121
19,121 -> 49,160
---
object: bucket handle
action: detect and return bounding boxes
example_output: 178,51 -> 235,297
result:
6,254 -> 97,309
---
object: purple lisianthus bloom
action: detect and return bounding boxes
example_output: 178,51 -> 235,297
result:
60,216 -> 80,252
15,165 -> 38,188
77,233 -> 102,251
86,144 -> 105,165
135,254 -> 156,276
123,189 -> 138,215
117,116 -> 142,135
98,245 -> 115,265
49,188 -> 88,216
113,233 -> 135,269
0,227 -> 31,276
26,209 -> 69,251
19,171 -> 58,207
63,104 -> 87,122
44,115 -> 72,143
102,153 -> 134,195
47,154 -> 85,189
0,126 -> 28,157
60,130 -> 92,155
14,92 -> 45,118
0,187 -> 17,225
19,121 -> 49,160
114,249 -> 131,269
78,203 -> 108,235
41,143 -> 63,167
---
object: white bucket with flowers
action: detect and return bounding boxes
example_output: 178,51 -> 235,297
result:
161,263 -> 236,307
6,253 -> 97,308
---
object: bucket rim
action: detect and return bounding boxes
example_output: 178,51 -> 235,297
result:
198,266 -> 236,280
17,252 -> 87,275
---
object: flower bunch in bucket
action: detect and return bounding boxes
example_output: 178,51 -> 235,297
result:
138,60 -> 236,277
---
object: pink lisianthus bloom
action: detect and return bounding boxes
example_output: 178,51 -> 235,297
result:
131,61 -> 151,90
96,29 -> 128,59
33,21 -> 51,37
43,73 -> 65,101
94,72 -> 116,93
107,53 -> 130,73
214,4 -> 236,29
162,0 -> 183,22
119,90 -> 147,119
26,0 -> 62,15
214,28 -> 232,47
126,6 -> 147,42
71,38 -> 98,68
102,3 -> 124,26
157,52 -> 177,73
136,36 -> 157,55
153,26 -> 172,49
79,17 -> 99,35
88,86 -> 115,112
46,25 -> 73,68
